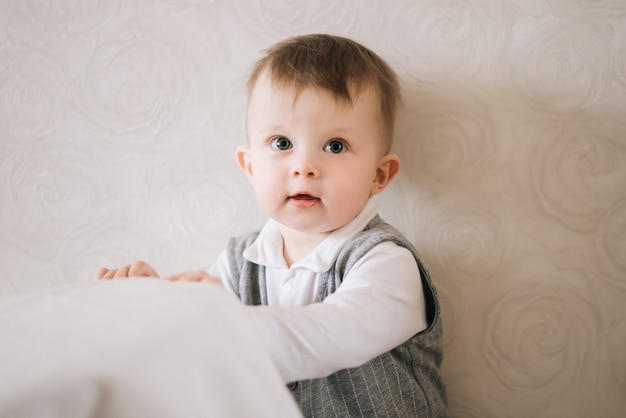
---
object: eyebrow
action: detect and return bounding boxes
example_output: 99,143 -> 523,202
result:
253,124 -> 288,136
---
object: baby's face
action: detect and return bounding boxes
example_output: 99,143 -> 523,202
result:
239,72 -> 390,235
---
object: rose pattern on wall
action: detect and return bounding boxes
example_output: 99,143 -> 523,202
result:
1,1 -> 624,417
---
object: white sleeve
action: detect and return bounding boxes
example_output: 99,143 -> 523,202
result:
207,249 -> 236,293
244,242 -> 427,383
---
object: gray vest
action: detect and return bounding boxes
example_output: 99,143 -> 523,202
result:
226,215 -> 448,417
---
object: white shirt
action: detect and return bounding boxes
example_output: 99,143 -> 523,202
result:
209,198 -> 427,383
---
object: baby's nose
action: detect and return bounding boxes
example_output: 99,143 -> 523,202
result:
292,158 -> 319,178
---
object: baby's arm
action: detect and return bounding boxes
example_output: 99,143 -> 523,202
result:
243,243 -> 426,383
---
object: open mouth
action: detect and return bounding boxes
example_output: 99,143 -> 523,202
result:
288,194 -> 320,209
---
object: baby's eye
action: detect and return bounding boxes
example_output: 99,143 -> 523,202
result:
324,139 -> 346,154
271,137 -> 292,151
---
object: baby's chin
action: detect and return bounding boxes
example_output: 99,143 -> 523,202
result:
274,218 -> 342,237
264,203 -> 361,235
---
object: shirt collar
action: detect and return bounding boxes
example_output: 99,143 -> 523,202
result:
243,197 -> 379,272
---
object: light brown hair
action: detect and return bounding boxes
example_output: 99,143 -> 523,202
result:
247,34 -> 401,152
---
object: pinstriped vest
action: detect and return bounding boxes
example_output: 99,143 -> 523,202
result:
226,215 -> 448,418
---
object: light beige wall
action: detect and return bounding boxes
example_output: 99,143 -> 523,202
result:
1,1 -> 624,416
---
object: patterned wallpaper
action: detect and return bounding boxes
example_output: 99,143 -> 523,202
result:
1,1 -> 625,416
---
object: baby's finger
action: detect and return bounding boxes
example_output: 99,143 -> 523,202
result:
200,276 -> 223,286
164,273 -> 183,282
181,271 -> 205,282
114,265 -> 131,278
164,272 -> 192,282
95,267 -> 109,280
102,269 -> 117,280
129,261 -> 159,278
183,272 -> 199,281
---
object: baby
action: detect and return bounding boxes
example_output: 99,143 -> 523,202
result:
97,34 -> 447,417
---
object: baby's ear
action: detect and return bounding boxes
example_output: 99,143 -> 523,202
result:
371,153 -> 400,195
236,146 -> 253,180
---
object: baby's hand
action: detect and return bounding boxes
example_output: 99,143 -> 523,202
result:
163,270 -> 223,286
95,261 -> 159,280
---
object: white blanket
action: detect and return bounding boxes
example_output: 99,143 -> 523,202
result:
0,279 -> 301,417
